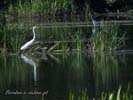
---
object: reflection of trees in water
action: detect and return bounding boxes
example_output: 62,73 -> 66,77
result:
92,53 -> 119,97
0,52 -> 128,99
37,52 -> 91,99
37,52 -> 121,99
0,53 -> 45,91
0,54 -> 27,91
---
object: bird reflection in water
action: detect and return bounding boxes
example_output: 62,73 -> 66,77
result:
21,54 -> 37,83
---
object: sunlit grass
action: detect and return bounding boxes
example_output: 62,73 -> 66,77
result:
0,26 -> 7,49
35,27 -> 86,52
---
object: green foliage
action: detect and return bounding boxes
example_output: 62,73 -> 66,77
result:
0,26 -> 27,53
69,89 -> 88,100
0,22 -> 126,53
7,0 -> 90,16
68,85 -> 132,100
92,21 -> 126,52
9,28 -> 26,52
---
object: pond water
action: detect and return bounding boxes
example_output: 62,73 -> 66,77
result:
0,15 -> 133,99
0,52 -> 133,100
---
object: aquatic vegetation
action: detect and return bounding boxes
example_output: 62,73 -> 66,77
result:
68,85 -> 132,100
10,29 -> 26,52
35,26 -> 86,53
0,14 -> 7,51
7,0 -> 91,17
92,21 -> 126,52
0,26 -> 28,53
0,23 -> 126,53
0,21 -> 127,53
0,26 -> 7,50
101,85 -> 133,100
8,0 -> 67,16
69,89 -> 88,100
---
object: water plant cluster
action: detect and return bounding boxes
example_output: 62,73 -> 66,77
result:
0,25 -> 28,53
69,86 -> 132,100
7,0 -> 90,17
0,21 -> 126,53
37,27 -> 86,52
0,0 -> 128,53
92,21 -> 126,52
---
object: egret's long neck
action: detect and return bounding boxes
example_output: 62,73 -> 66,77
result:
91,15 -> 96,27
32,28 -> 35,40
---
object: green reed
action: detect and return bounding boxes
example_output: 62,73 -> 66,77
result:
0,24 -> 85,53
0,28 -> 8,53
68,85 -> 132,100
0,19 -> 126,53
0,26 -> 28,53
102,84 -> 133,100
0,27 -> 7,50
92,21 -> 126,52
7,0 -> 90,16
9,28 -> 26,52
0,13 -> 7,51
8,0 -> 70,16
36,26 -> 85,52
69,89 -> 88,100
68,53 -> 131,100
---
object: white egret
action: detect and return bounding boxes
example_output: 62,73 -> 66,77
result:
91,16 -> 97,34
20,26 -> 36,51
91,16 -> 100,36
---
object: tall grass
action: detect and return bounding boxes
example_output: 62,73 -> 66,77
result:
7,0 -> 90,16
92,21 -> 126,52
0,19 -> 127,53
35,26 -> 86,52
69,89 -> 88,100
8,0 -> 71,16
0,25 -> 86,53
9,28 -> 26,52
0,13 -> 7,51
68,85 -> 132,100
0,26 -> 28,53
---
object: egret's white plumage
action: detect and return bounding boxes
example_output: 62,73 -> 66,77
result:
91,16 -> 97,34
20,26 -> 36,51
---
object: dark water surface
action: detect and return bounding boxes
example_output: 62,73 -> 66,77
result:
0,51 -> 133,100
